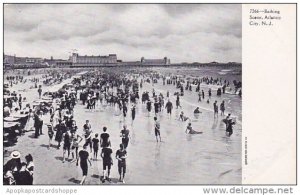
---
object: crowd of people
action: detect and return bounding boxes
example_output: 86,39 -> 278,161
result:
3,68 -> 241,185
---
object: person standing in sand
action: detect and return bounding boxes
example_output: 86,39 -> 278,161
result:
120,125 -> 130,149
116,144 -> 127,183
34,111 -> 42,138
101,145 -> 113,183
220,100 -> 225,116
47,124 -> 54,149
76,146 -> 92,185
198,92 -> 202,102
83,120 -> 93,153
146,100 -> 152,117
213,101 -> 218,119
38,86 -> 42,99
24,109 -> 35,132
55,120 -> 66,149
62,129 -> 71,163
18,94 -> 22,110
176,95 -> 181,109
70,131 -> 83,161
165,99 -> 173,119
154,100 -> 159,116
100,127 -> 111,148
131,104 -> 136,125
92,134 -> 100,160
154,117 -> 161,142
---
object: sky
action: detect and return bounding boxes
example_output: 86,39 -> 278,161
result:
4,4 -> 241,63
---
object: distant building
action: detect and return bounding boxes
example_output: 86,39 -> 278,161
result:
4,54 -> 15,64
56,60 -> 73,67
14,56 -> 44,66
44,57 -> 61,66
4,54 -> 16,68
71,53 -> 117,66
119,61 -> 141,66
43,56 -> 72,67
141,57 -> 170,65
3,55 -> 49,69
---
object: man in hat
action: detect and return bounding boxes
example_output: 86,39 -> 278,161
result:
3,151 -> 22,185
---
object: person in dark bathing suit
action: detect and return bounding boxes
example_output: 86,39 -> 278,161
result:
165,100 -> 173,119
116,144 -> 127,183
100,127 -> 111,148
131,104 -> 136,125
146,100 -> 152,117
92,134 -> 100,160
76,146 -> 92,185
176,95 -> 181,109
55,120 -> 66,149
101,145 -> 113,182
47,124 -> 54,149
154,101 -> 159,116
220,100 -> 225,116
213,101 -> 218,119
120,125 -> 130,149
62,129 -> 71,163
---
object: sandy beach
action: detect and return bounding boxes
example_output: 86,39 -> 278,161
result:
4,68 -> 242,185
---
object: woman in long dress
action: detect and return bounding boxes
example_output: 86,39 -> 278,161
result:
24,109 -> 35,132
52,109 -> 61,127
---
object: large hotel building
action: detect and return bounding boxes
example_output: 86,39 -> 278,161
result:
70,53 -> 170,66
